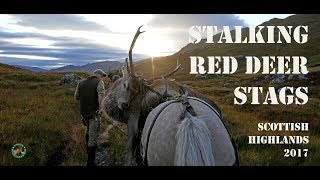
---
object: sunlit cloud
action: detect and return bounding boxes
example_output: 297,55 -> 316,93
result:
0,54 -> 60,60
2,38 -> 58,49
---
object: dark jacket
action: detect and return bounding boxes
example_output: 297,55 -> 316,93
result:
78,76 -> 100,115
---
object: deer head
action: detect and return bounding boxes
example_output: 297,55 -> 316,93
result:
112,25 -> 181,110
114,26 -> 144,109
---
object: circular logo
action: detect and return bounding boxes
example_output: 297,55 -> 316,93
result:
11,143 -> 27,158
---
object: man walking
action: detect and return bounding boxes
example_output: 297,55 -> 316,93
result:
74,69 -> 106,166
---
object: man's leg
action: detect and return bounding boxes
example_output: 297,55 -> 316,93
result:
85,128 -> 89,153
81,115 -> 90,153
87,114 -> 101,166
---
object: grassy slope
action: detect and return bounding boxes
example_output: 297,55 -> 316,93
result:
0,65 -> 90,165
0,64 -> 126,166
0,63 -> 127,166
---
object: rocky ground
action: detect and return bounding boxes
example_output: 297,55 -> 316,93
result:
95,124 -> 114,166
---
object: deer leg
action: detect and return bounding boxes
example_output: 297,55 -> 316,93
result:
134,116 -> 146,166
125,117 -> 139,166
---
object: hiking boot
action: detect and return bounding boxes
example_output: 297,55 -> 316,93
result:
87,146 -> 97,166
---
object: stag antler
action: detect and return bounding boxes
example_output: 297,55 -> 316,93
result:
148,60 -> 181,81
129,25 -> 145,77
125,58 -> 130,74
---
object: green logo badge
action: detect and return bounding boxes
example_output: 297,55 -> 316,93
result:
11,143 -> 27,158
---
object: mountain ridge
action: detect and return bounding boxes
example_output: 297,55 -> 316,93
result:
50,60 -> 123,73
14,65 -> 48,72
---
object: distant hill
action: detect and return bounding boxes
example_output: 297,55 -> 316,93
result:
14,65 -> 48,72
0,63 -> 30,74
51,60 -> 123,73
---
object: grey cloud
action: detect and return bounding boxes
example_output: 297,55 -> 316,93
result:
0,36 -> 147,69
10,14 -> 110,32
0,30 -> 55,39
0,40 -> 126,61
0,29 -> 128,63
149,14 -> 248,28
0,28 -> 82,43
0,28 -> 122,53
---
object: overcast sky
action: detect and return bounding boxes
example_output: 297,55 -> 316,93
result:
0,14 -> 293,69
